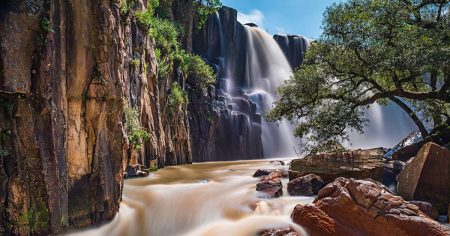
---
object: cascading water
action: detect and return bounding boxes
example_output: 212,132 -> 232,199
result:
215,17 -> 299,157
241,26 -> 298,157
67,159 -> 312,236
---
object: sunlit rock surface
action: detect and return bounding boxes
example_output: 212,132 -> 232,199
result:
292,178 -> 450,236
397,142 -> 450,214
289,148 -> 385,183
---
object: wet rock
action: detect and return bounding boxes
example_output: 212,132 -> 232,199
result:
287,174 -> 324,196
270,160 -> 285,166
253,169 -> 275,177
291,177 -> 450,236
262,170 -> 286,181
385,131 -> 423,160
259,227 -> 301,236
289,148 -> 385,184
124,164 -> 149,179
409,201 -> 439,220
274,34 -> 309,69
256,179 -> 283,199
381,160 -> 405,191
254,169 -> 287,178
397,142 -> 450,214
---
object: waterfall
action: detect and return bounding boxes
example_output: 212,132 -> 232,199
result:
196,7 -> 417,161
214,18 -> 299,158
241,26 -> 297,157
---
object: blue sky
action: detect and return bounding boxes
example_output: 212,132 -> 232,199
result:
221,0 -> 340,39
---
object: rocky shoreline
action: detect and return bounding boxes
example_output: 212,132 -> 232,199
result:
254,141 -> 450,235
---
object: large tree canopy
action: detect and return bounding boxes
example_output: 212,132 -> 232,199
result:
267,0 -> 450,148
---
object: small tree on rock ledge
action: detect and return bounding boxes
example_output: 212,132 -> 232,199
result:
267,0 -> 450,149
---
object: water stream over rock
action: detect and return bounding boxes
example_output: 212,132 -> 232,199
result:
67,160 -> 312,236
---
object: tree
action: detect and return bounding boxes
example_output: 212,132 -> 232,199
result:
267,0 -> 450,149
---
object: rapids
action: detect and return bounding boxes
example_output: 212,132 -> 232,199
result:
66,160 -> 312,236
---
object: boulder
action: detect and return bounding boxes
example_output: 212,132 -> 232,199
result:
291,178 -> 450,236
291,178 -> 449,236
397,142 -> 450,214
124,164 -> 149,179
289,148 -> 385,183
262,170 -> 286,180
254,169 -> 287,178
259,227 -> 301,236
287,174 -> 324,196
253,169 -> 275,177
385,131 -> 423,160
291,205 -> 353,236
256,179 -> 283,199
409,201 -> 439,220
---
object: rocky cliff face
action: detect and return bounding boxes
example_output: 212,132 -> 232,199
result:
0,0 -> 192,234
273,34 -> 310,70
191,7 -> 263,162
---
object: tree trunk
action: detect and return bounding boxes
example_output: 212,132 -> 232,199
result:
388,96 -> 429,138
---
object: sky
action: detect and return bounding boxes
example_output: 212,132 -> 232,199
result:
221,0 -> 340,39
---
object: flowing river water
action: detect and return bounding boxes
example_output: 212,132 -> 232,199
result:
67,159 -> 312,236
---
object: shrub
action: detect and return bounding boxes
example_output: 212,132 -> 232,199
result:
168,82 -> 188,113
195,0 -> 222,29
124,106 -> 150,150
187,55 -> 216,88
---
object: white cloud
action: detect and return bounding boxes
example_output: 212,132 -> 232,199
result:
237,9 -> 265,28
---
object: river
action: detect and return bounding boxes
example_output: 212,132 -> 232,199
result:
67,159 -> 312,236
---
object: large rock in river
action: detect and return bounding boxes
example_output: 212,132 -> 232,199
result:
397,142 -> 450,214
287,174 -> 324,196
291,178 -> 449,236
289,148 -> 385,183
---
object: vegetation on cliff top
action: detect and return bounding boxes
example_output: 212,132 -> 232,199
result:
267,0 -> 450,148
135,0 -> 217,87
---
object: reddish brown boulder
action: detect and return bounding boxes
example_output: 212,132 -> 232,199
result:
254,169 -> 288,178
254,169 -> 276,177
287,174 -> 324,196
291,205 -> 353,236
262,170 -> 286,181
256,179 -> 283,198
291,178 -> 449,236
397,142 -> 450,214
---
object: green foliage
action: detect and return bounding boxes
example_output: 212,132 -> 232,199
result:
120,0 -> 138,17
187,54 -> 216,88
268,0 -> 450,148
136,9 -> 180,79
135,1 -> 216,87
168,82 -> 188,113
124,106 -> 150,150
15,200 -> 49,234
148,165 -> 158,172
40,18 -> 54,33
195,0 -> 222,29
131,58 -> 140,68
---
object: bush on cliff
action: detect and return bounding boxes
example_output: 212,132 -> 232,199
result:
168,82 -> 189,114
124,106 -> 150,150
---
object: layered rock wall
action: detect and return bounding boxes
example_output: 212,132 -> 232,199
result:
0,0 -> 192,234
